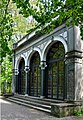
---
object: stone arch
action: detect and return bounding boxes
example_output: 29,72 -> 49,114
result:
18,57 -> 25,94
29,51 -> 41,96
15,54 -> 26,70
41,36 -> 68,61
27,47 -> 42,66
46,41 -> 65,99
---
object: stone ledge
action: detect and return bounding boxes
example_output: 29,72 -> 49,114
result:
51,102 -> 83,117
3,93 -> 14,98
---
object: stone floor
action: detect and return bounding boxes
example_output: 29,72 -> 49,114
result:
0,97 -> 83,120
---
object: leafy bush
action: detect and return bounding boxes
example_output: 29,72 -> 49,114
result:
74,108 -> 83,116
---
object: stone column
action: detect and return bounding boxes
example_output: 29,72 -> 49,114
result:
12,69 -> 15,93
65,25 -> 83,101
12,48 -> 16,93
40,61 -> 47,98
25,66 -> 30,96
65,51 -> 82,101
14,69 -> 19,93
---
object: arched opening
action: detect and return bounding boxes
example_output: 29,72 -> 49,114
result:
46,41 -> 65,100
18,58 -> 25,94
29,51 -> 41,97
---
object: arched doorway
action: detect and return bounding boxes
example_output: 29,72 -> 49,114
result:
46,41 -> 65,100
18,58 -> 25,94
29,52 -> 41,97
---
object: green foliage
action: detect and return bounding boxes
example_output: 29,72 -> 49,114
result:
0,0 -> 36,63
1,0 -> 36,87
0,0 -> 13,63
0,0 -> 13,87
12,0 -> 83,39
1,55 -> 12,83
8,0 -> 36,42
0,54 -> 12,94
1,81 -> 12,94
74,108 -> 83,116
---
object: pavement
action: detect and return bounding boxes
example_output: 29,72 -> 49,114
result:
0,96 -> 83,120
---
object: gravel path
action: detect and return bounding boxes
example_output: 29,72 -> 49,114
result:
0,97 -> 83,120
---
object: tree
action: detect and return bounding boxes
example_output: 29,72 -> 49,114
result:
0,0 -> 13,63
0,0 -> 37,88
0,0 -> 13,92
0,54 -> 12,92
12,0 -> 83,39
1,55 -> 12,83
8,0 -> 37,42
0,0 -> 37,62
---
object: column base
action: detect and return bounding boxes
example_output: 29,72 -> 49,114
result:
40,96 -> 45,99
25,94 -> 28,97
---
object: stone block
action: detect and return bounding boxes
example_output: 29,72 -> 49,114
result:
51,102 -> 83,117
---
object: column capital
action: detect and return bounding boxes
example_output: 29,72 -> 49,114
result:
65,50 -> 82,59
40,61 -> 47,69
25,66 -> 30,73
14,69 -> 19,75
65,50 -> 82,64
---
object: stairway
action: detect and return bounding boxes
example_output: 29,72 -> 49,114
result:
5,94 -> 64,113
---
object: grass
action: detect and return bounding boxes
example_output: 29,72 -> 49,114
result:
74,108 -> 83,116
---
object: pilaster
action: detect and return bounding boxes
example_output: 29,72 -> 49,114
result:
40,61 -> 47,98
12,69 -> 15,93
25,66 -> 30,95
65,50 -> 83,101
14,69 -> 19,93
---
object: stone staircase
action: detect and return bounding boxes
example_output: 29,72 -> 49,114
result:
4,94 -> 83,117
6,94 -> 64,113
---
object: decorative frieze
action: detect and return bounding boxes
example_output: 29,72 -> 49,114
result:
66,50 -> 82,58
65,50 -> 82,64
65,58 -> 82,64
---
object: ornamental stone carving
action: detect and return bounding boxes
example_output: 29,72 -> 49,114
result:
59,31 -> 67,41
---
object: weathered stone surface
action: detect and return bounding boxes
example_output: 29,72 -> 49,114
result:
12,24 -> 83,117
51,102 -> 83,117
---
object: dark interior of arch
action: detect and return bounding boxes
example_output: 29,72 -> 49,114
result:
29,51 -> 41,97
17,58 -> 25,95
46,41 -> 65,100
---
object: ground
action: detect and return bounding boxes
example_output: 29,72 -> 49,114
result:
0,96 -> 83,120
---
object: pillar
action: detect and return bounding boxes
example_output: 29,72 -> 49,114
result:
14,69 -> 19,93
12,47 -> 16,93
40,61 -> 47,98
65,50 -> 83,101
65,26 -> 83,101
12,69 -> 15,93
25,66 -> 30,96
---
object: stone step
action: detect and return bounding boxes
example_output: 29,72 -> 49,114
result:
5,94 -> 65,116
7,96 -> 51,110
7,97 -> 51,113
14,94 -> 64,105
13,96 -> 52,106
5,94 -> 83,118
